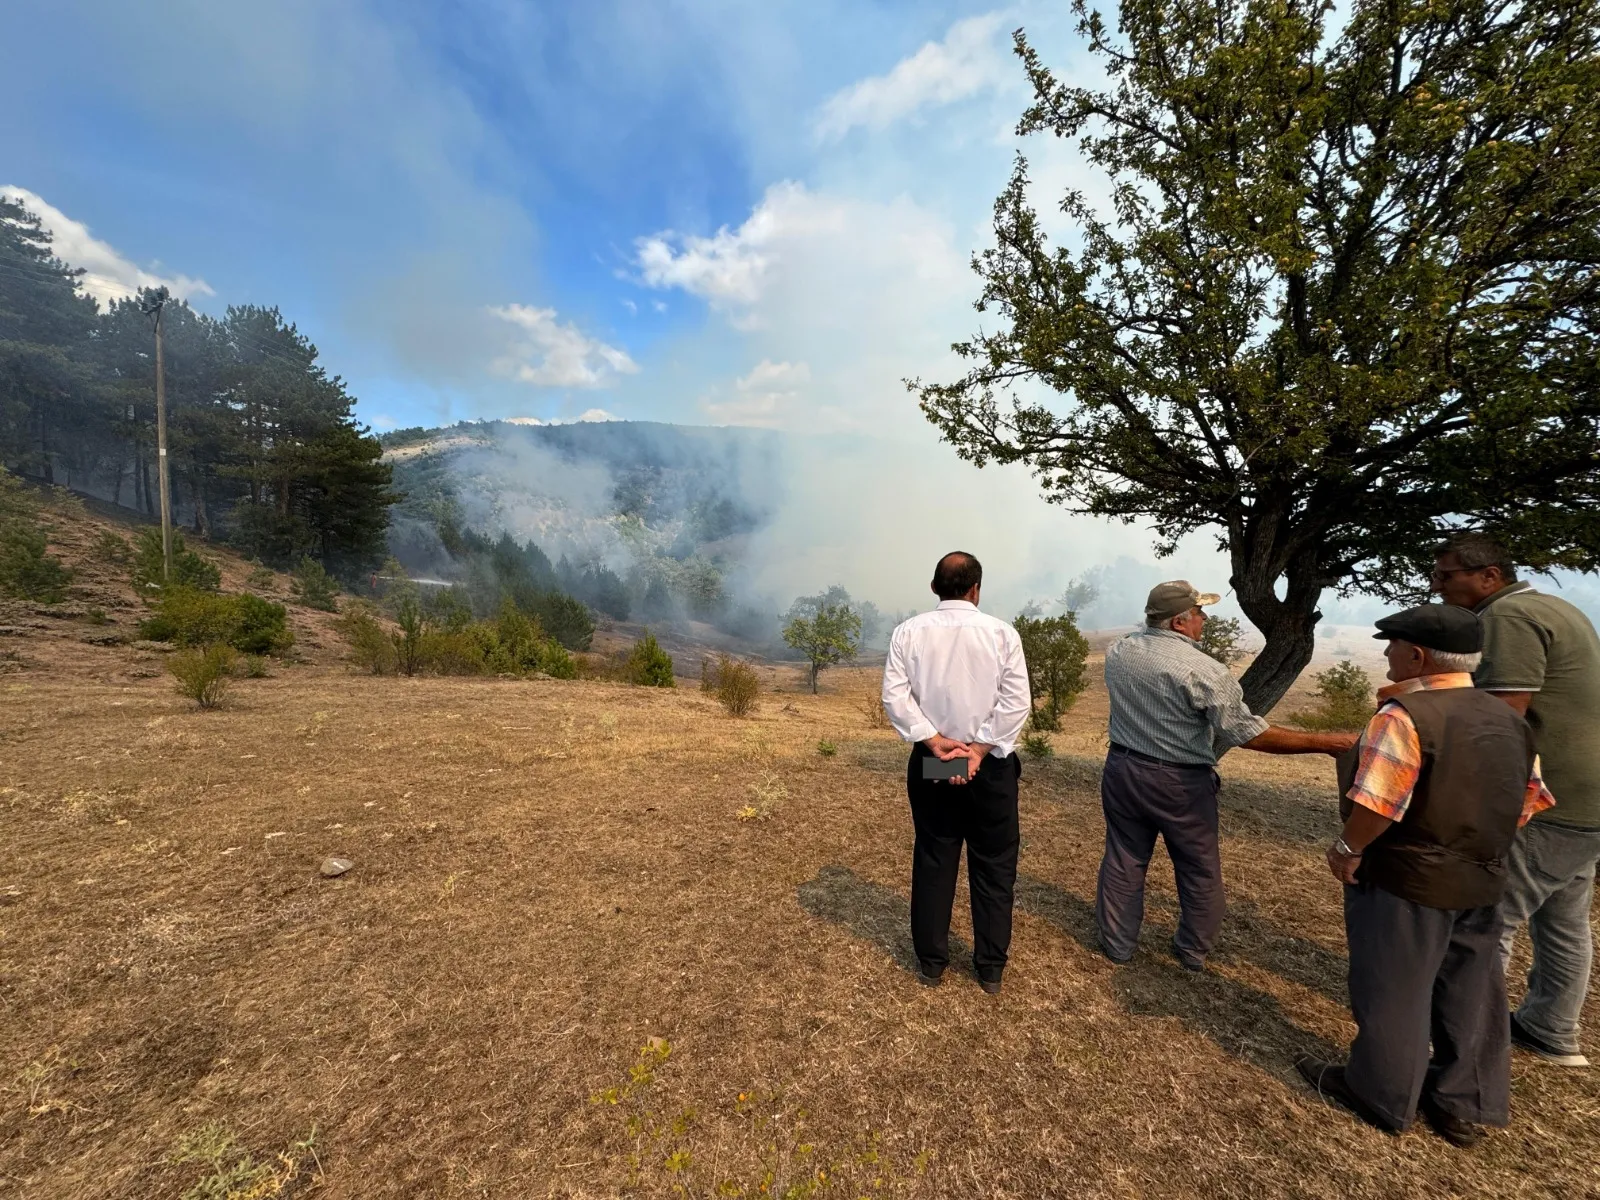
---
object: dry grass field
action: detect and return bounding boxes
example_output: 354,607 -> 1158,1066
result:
1,500 -> 1597,1198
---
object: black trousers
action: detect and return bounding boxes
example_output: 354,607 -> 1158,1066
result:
1344,881 -> 1511,1130
1096,746 -> 1223,966
906,744 -> 1021,981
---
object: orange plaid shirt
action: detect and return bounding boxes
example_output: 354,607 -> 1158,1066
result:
1345,672 -> 1555,825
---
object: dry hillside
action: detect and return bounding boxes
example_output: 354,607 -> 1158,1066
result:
1,494 -> 1595,1199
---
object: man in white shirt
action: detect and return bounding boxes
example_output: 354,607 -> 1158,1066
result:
881,551 -> 1031,994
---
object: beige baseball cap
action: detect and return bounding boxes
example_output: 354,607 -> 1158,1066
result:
1145,580 -> 1222,621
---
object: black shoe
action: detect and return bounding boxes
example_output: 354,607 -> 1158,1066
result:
979,977 -> 1002,996
1170,941 -> 1205,972
916,967 -> 944,988
1294,1058 -> 1393,1134
1510,1013 -> 1590,1067
1098,941 -> 1133,965
1420,1095 -> 1485,1149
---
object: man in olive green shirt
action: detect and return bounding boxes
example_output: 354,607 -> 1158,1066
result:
1434,533 -> 1600,1067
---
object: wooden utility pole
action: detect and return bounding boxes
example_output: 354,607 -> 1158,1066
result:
141,287 -> 173,580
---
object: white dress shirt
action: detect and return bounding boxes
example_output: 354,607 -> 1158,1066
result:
881,600 -> 1032,758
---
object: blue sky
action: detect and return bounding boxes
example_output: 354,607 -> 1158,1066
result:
2,0 -> 1087,434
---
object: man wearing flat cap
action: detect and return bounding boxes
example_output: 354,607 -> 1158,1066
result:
1297,604 -> 1555,1149
1097,582 -> 1357,971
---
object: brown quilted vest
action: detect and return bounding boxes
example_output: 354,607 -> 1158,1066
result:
1338,688 -> 1535,909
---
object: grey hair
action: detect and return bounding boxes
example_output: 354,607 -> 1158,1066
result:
1436,532 -> 1518,582
1426,648 -> 1483,674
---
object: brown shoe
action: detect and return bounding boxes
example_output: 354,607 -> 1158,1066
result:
1294,1058 -> 1393,1134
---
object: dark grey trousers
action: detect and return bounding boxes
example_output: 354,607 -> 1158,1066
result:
1344,881 -> 1511,1130
1095,747 -> 1223,966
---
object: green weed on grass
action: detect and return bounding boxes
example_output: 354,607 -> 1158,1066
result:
168,1121 -> 319,1200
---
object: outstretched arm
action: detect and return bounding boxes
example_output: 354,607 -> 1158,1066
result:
1243,726 -> 1360,756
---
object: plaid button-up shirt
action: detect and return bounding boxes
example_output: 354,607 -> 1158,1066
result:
1345,672 -> 1555,825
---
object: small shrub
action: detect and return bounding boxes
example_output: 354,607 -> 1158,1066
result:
1199,615 -> 1247,665
1295,659 -> 1374,730
84,606 -> 109,626
337,600 -> 397,674
290,557 -> 340,611
715,654 -> 759,716
1020,730 -> 1055,759
628,630 -> 675,688
539,639 -> 578,679
131,527 -> 220,594
245,564 -> 276,591
393,594 -> 427,677
700,655 -> 719,693
242,655 -> 269,678
0,521 -> 72,602
817,738 -> 838,757
92,529 -> 131,564
139,587 -> 293,655
169,644 -> 237,709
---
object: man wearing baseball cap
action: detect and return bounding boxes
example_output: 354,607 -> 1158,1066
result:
1296,604 -> 1554,1149
1098,582 -> 1357,972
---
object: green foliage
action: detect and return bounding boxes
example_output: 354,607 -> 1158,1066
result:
290,557 -> 339,611
628,630 -> 676,688
0,520 -> 72,602
92,529 -> 131,564
782,598 -> 862,694
0,472 -> 71,602
168,644 -> 237,709
527,589 -> 595,651
714,654 -> 760,716
242,654 -> 269,678
817,739 -> 838,758
131,527 -> 220,594
916,0 -> 1600,714
393,592 -> 427,676
1199,616 -> 1247,666
338,594 -> 577,679
1020,730 -> 1055,759
1013,613 -> 1089,732
1296,659 -> 1375,731
139,587 -> 293,655
538,638 -> 579,680
336,601 -> 398,674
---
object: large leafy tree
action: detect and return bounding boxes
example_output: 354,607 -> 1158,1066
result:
916,0 -> 1600,711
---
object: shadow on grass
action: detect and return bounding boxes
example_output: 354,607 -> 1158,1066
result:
1012,872 -> 1343,1081
797,864 -> 971,977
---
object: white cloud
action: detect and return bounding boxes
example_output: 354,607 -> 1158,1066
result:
486,304 -> 639,389
0,185 -> 214,307
701,359 -> 811,426
811,13 -> 1010,143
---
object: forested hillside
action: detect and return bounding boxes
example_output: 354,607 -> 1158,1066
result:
0,194 -> 394,575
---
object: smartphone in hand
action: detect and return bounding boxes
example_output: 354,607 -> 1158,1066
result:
921,755 -> 970,782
